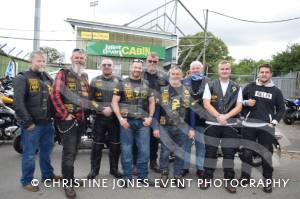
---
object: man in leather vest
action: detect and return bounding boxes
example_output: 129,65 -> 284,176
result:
182,61 -> 209,179
200,60 -> 243,193
51,48 -> 89,199
153,66 -> 195,189
87,58 -> 122,179
13,51 -> 62,192
111,59 -> 155,187
132,52 -> 168,174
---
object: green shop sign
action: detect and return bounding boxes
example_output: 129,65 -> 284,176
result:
87,41 -> 165,59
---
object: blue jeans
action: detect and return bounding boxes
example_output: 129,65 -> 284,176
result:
20,122 -> 55,186
159,125 -> 188,177
183,126 -> 205,170
120,119 -> 150,180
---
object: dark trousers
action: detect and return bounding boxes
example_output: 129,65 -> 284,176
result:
241,126 -> 274,179
204,125 -> 239,180
150,130 -> 159,161
89,116 -> 120,173
58,119 -> 85,184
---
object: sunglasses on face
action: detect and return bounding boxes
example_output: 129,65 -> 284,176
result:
132,59 -> 144,63
147,59 -> 158,64
102,63 -> 112,67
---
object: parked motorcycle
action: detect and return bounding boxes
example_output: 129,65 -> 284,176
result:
283,98 -> 300,125
0,98 -> 19,145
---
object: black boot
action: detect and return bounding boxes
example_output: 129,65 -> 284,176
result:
109,142 -> 123,179
87,143 -> 103,179
150,160 -> 160,173
263,178 -> 273,193
159,171 -> 169,188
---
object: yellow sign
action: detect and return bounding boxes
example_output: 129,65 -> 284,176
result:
81,31 -> 109,40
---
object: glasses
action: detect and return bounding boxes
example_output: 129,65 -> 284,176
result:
132,59 -> 144,63
102,63 -> 112,68
72,48 -> 85,53
147,59 -> 158,64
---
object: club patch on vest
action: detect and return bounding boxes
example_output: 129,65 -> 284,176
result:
141,90 -> 148,98
95,92 -> 102,97
160,116 -> 166,125
171,99 -> 180,111
64,104 -> 74,112
28,79 -> 40,92
81,81 -> 88,97
67,83 -> 76,91
133,88 -> 141,98
183,89 -> 190,107
113,88 -> 120,95
255,91 -> 272,99
232,86 -> 237,92
124,86 -> 134,100
211,95 -> 218,102
47,85 -> 52,94
66,77 -> 76,91
95,80 -> 102,88
162,90 -> 169,105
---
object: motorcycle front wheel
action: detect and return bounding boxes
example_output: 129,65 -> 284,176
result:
13,134 -> 23,154
13,134 -> 39,154
283,110 -> 294,125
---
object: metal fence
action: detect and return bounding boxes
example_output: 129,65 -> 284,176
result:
273,72 -> 300,99
0,53 -> 30,77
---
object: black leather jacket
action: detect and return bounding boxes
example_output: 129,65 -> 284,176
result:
13,69 -> 53,128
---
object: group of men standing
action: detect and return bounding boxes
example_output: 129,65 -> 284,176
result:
13,48 -> 285,199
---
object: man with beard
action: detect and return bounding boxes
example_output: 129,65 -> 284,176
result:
153,66 -> 195,189
111,59 -> 155,187
239,64 -> 285,193
200,60 -> 242,193
87,58 -> 122,179
14,51 -> 62,192
182,61 -> 209,178
51,48 -> 89,199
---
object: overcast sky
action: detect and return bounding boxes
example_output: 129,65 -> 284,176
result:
0,0 -> 300,63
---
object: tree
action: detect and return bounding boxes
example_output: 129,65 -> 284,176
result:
232,58 -> 256,75
40,46 -> 63,64
271,43 -> 300,76
178,32 -> 231,73
231,58 -> 270,84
